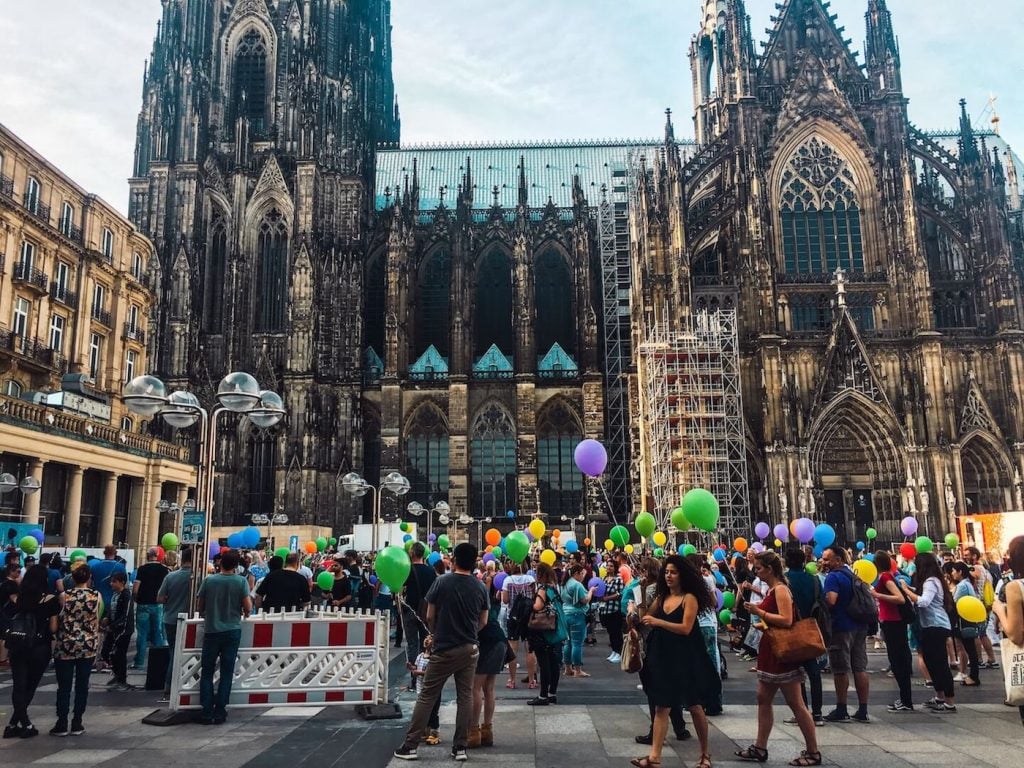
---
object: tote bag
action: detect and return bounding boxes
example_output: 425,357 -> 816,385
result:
1002,580 -> 1024,706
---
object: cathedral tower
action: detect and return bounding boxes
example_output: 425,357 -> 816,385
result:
129,0 -> 400,529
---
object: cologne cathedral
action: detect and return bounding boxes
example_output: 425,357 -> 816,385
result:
131,0 -> 1024,545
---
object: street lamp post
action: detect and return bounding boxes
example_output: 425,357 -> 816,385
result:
124,372 -> 285,609
340,471 -> 410,551
406,500 -> 449,544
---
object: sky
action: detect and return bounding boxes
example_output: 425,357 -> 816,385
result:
0,0 -> 1020,215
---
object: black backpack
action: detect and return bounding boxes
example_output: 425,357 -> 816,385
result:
1,607 -> 38,652
507,592 -> 534,636
842,568 -> 880,625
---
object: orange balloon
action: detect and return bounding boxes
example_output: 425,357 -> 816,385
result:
618,565 -> 632,583
484,545 -> 493,553
583,538 -> 592,546
733,537 -> 749,553
552,529 -> 561,539
304,541 -> 317,554
485,528 -> 501,547
789,519 -> 800,537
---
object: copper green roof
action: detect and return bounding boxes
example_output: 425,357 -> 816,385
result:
375,139 -> 696,212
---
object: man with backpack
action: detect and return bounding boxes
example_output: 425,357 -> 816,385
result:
823,547 -> 876,723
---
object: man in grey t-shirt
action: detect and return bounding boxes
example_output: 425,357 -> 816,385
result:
395,543 -> 488,761
195,550 -> 251,724
157,547 -> 193,699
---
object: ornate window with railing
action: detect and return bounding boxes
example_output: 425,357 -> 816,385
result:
405,405 -> 449,507
255,208 -> 288,332
780,137 -> 864,275
470,403 -> 516,518
24,176 -> 40,215
537,400 -> 583,518
933,290 -> 976,329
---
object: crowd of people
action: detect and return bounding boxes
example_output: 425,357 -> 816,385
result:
2,531 -> 1022,766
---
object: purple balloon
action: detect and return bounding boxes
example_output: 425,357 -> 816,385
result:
208,540 -> 221,559
482,552 -> 496,564
750,541 -> 765,554
587,576 -> 606,598
754,522 -> 770,540
773,523 -> 790,542
794,518 -> 816,544
716,589 -> 725,611
525,530 -> 535,543
428,533 -> 437,542
574,439 -> 608,477
493,572 -> 507,591
900,516 -> 918,537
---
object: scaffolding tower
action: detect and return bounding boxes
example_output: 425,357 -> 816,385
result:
638,311 -> 750,538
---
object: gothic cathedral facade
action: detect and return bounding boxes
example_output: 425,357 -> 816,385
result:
132,0 -> 1024,545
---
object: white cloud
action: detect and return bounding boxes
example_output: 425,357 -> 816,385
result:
0,0 -> 1019,214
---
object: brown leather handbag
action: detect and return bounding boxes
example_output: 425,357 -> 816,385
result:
765,614 -> 826,665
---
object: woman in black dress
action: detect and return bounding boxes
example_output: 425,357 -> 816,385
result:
632,555 -> 719,768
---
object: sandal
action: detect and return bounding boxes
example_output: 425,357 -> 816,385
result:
630,758 -> 661,768
735,745 -> 769,763
697,755 -> 713,768
506,680 -> 517,689
789,751 -> 822,767
528,680 -> 538,689
575,670 -> 591,678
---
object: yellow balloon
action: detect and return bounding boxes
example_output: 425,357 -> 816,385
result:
956,595 -> 986,624
774,539 -> 782,548
604,539 -> 615,551
540,548 -> 556,566
624,544 -> 634,554
599,566 -> 607,578
852,559 -> 878,584
652,531 -> 667,547
529,519 -> 546,539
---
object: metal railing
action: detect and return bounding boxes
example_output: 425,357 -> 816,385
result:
13,261 -> 48,290
123,323 -> 146,344
91,306 -> 112,327
0,328 -> 67,372
50,282 -> 79,309
0,175 -> 13,198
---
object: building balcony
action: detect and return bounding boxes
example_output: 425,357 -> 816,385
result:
58,222 -> 83,244
0,328 -> 67,373
50,282 -> 79,309
87,248 -> 113,266
0,175 -> 13,199
91,306 -> 112,327
122,324 -> 145,344
13,261 -> 49,292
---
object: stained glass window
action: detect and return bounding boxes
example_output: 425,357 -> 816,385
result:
255,209 -> 288,332
416,249 -> 451,358
232,29 -> 268,135
470,403 -> 516,517
535,249 -> 575,355
204,213 -> 227,332
474,250 -> 513,357
405,405 -> 449,506
248,432 -> 277,520
537,401 -> 583,518
364,255 -> 385,355
780,137 -> 864,275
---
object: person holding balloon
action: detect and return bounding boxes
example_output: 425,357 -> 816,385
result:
904,552 -> 958,712
948,561 -> 982,686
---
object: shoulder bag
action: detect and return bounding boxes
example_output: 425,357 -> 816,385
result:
894,578 -> 918,624
1001,579 -> 1024,706
764,588 -> 827,665
527,588 -> 557,632
621,626 -> 645,673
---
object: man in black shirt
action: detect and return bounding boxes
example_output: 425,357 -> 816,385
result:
394,543 -> 487,762
401,543 -> 436,688
330,562 -> 352,608
255,555 -> 311,613
132,548 -> 169,670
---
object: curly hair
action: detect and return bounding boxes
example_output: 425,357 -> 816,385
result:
653,555 -> 715,613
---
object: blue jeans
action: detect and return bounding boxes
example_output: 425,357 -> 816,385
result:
54,657 -> 93,721
562,612 -> 587,667
199,629 -> 241,719
134,604 -> 167,668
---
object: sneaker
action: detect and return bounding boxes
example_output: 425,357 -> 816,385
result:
953,673 -> 966,683
69,719 -> 84,736
606,652 -> 615,661
609,653 -> 622,664
887,700 -> 914,713
823,708 -> 851,723
452,746 -> 468,761
783,716 -> 799,724
984,661 -> 1000,669
526,696 -> 549,706
940,703 -> 957,713
393,744 -> 418,761
923,698 -> 944,710
49,720 -> 69,737
813,715 -> 825,727
851,710 -> 871,723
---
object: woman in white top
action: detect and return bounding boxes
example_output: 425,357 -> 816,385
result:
501,562 -> 537,689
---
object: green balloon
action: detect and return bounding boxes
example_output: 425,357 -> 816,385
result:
915,536 -> 934,554
437,534 -> 451,550
375,545 -> 412,592
682,544 -> 697,556
722,591 -> 736,610
504,531 -> 530,562
316,571 -> 335,591
653,547 -> 664,557
670,507 -> 691,532
161,532 -> 179,551
275,547 -> 290,559
69,549 -> 87,562
944,533 -> 960,549
682,488 -> 720,532
405,540 -> 415,551
634,512 -> 656,539
718,609 -> 733,625
805,562 -> 818,576
865,527 -> 878,540
19,536 -> 38,555
315,537 -> 328,552
610,525 -> 630,548
328,537 -> 337,547
399,522 -> 410,533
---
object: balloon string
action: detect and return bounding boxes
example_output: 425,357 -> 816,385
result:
597,479 -> 622,528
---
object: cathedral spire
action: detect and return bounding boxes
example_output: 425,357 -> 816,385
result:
865,0 -> 901,91
518,155 -> 529,209
959,98 -> 980,166
664,108 -> 675,144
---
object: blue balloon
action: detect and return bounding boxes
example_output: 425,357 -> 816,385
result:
498,537 -> 506,553
506,510 -> 516,518
227,532 -> 242,548
565,540 -> 579,554
241,526 -> 260,548
28,528 -> 44,545
427,552 -> 442,565
402,534 -> 412,542
865,553 -> 875,563
813,544 -> 824,558
714,571 -> 726,587
856,540 -> 865,551
712,548 -> 726,562
814,523 -> 836,548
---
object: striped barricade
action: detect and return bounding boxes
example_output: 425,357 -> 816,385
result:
169,607 -> 390,710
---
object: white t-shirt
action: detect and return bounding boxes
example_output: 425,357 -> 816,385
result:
499,573 -> 536,629
748,577 -> 766,606
298,565 -> 313,583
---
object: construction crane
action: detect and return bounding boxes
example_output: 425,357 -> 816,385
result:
974,94 -> 1001,135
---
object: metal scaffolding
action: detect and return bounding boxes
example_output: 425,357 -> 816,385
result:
638,311 -> 750,538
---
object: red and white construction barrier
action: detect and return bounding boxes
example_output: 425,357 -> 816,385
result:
169,608 -> 390,710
